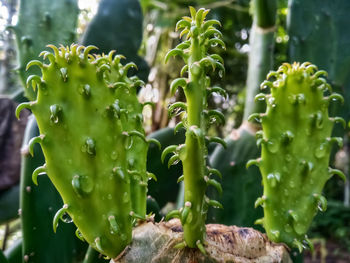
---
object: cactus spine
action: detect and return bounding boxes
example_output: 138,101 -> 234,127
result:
16,44 -> 156,258
164,7 -> 225,250
248,62 -> 345,250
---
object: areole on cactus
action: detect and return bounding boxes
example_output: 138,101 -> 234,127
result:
163,7 -> 226,252
16,44 -> 159,258
247,62 -> 345,251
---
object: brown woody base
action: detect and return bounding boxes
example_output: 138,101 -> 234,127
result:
112,219 -> 292,263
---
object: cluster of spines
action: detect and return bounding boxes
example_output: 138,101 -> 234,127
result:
162,7 -> 226,253
247,62 -> 345,251
16,44 -> 159,258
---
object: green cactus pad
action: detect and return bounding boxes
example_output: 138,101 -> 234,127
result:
16,44 -> 152,258
249,62 -> 345,250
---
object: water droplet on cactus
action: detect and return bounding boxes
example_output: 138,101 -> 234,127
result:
267,173 -> 277,187
218,70 -> 223,78
111,151 -> 118,160
121,234 -> 127,241
123,192 -> 129,203
285,154 -> 292,162
124,136 -> 133,150
315,143 -> 326,158
266,139 -> 278,153
211,41 -> 218,47
61,212 -> 73,223
284,224 -> 293,233
293,222 -> 305,235
268,97 -> 276,108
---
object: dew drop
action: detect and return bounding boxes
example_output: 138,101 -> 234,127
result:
61,212 -> 73,223
293,222 -> 306,235
268,97 -> 276,108
124,136 -> 133,150
267,139 -> 278,153
111,151 -> 118,160
284,224 -> 293,233
123,192 -> 129,203
271,230 -> 280,239
267,173 -> 277,187
314,143 -> 326,158
218,70 -> 223,78
285,154 -> 292,162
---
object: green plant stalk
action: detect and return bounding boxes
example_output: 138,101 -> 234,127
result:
243,0 -> 276,120
248,62 -> 345,251
182,35 -> 207,247
164,7 -> 226,250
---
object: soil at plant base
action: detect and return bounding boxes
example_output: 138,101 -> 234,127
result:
112,219 -> 292,263
303,239 -> 350,263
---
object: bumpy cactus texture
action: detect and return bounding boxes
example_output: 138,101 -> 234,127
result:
12,0 -> 78,100
16,44 -> 155,258
163,7 -> 226,251
20,116 -> 85,263
248,62 -> 345,250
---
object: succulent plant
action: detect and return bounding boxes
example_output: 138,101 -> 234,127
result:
162,7 -> 226,252
16,44 -> 158,258
247,62 -> 345,251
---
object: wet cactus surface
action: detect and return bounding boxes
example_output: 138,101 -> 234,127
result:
16,44 -> 156,258
248,62 -> 345,251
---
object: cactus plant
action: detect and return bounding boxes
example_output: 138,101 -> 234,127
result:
16,44 -> 157,258
11,0 -> 78,100
247,62 -> 345,251
163,7 -> 226,251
